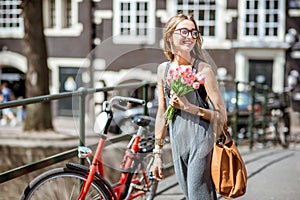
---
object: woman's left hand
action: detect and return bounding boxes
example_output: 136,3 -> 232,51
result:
169,90 -> 190,111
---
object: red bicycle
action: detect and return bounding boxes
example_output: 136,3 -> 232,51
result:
21,96 -> 158,200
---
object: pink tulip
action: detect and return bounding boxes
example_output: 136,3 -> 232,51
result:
169,69 -> 174,75
193,82 -> 200,89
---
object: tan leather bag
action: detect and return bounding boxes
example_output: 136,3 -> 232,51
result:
211,125 -> 247,198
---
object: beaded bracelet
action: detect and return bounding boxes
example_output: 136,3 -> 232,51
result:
153,149 -> 163,155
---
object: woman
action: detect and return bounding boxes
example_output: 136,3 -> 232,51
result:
152,13 -> 227,199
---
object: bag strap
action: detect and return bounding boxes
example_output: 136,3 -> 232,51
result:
164,62 -> 170,83
192,59 -> 201,73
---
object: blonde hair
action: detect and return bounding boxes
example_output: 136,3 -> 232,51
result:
163,13 -> 204,61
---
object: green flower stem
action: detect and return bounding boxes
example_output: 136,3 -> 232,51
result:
164,78 -> 200,125
164,105 -> 177,126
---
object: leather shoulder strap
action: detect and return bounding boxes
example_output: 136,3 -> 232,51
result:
192,59 -> 201,73
164,62 -> 170,82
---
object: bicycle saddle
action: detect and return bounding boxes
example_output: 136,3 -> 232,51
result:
132,115 -> 154,127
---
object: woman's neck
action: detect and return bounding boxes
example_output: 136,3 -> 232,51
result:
173,54 -> 193,66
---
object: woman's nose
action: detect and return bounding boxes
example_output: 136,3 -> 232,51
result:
186,33 -> 193,38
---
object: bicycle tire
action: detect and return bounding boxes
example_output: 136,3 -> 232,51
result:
20,167 -> 112,200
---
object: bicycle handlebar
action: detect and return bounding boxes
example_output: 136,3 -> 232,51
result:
110,96 -> 145,105
109,96 -> 145,111
112,103 -> 127,111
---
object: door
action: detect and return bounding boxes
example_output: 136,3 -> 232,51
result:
249,60 -> 273,93
58,67 -> 83,116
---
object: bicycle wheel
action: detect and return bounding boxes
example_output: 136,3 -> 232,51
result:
20,167 -> 111,200
135,154 -> 158,200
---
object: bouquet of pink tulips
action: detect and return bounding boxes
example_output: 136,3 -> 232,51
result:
165,65 -> 206,125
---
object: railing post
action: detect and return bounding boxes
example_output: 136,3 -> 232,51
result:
262,85 -> 269,147
249,82 -> 256,150
234,81 -> 239,144
78,87 -> 87,165
142,81 -> 149,115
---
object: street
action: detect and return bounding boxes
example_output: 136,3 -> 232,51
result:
156,143 -> 300,200
236,145 -> 300,200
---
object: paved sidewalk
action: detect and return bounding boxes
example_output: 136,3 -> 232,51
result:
155,144 -> 300,200
0,117 -> 99,147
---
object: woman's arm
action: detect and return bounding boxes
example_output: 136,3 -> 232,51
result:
169,63 -> 227,126
152,63 -> 168,181
201,64 -> 227,125
154,63 -> 168,147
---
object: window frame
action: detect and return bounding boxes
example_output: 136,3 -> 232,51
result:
0,0 -> 83,38
239,0 -> 285,42
113,0 -> 155,45
43,0 -> 83,37
167,0 -> 228,49
0,0 -> 24,38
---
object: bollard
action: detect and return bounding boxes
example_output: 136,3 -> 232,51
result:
262,85 -> 269,147
249,82 -> 256,150
234,81 -> 240,145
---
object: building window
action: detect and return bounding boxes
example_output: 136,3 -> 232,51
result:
168,0 -> 229,49
289,0 -> 300,8
0,0 -> 23,38
240,0 -> 284,40
113,0 -> 155,44
176,0 -> 217,37
43,0 -> 83,37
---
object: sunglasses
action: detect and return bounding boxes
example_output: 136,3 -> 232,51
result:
174,28 -> 199,39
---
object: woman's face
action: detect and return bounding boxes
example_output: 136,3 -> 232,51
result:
171,19 -> 197,53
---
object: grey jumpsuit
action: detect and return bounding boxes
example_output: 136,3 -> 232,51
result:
164,60 -> 217,200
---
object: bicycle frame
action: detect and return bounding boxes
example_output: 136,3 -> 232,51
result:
78,101 -> 154,200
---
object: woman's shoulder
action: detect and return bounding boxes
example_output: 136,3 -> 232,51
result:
196,60 -> 214,74
158,61 -> 169,68
157,61 -> 169,74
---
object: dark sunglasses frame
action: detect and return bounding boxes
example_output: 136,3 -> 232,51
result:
174,28 -> 199,39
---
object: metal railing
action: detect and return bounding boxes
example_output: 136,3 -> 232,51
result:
0,81 -> 156,184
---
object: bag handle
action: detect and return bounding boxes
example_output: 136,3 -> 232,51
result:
213,109 -> 232,146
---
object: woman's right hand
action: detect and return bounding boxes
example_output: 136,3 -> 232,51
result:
152,155 -> 164,181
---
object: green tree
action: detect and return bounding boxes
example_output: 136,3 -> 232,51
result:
21,0 -> 53,131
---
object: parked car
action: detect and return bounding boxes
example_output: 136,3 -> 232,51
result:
222,90 -> 263,139
222,90 -> 262,114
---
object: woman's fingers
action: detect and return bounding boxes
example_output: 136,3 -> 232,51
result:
153,167 -> 163,181
152,157 -> 164,181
